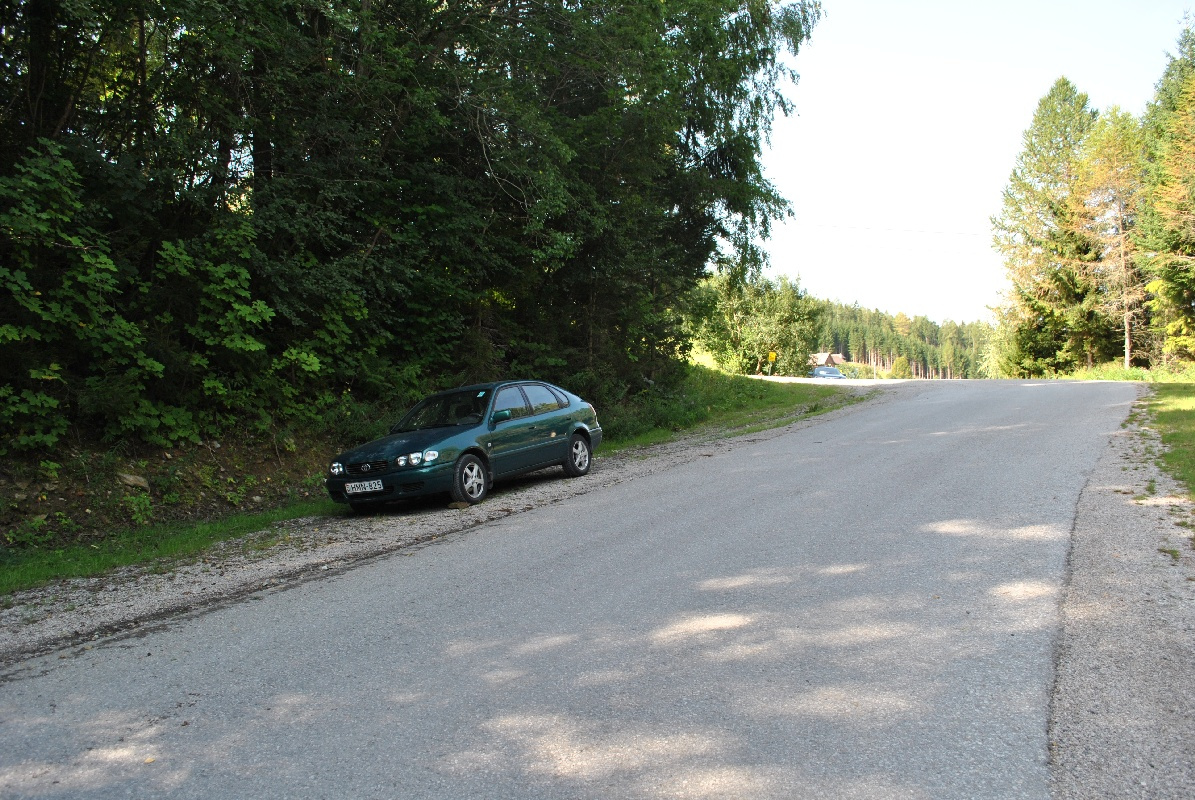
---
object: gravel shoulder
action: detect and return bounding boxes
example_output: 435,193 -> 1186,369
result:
1050,386 -> 1195,798
2,381 -> 1192,798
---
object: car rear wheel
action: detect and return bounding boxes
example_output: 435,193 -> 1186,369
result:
451,454 -> 488,504
562,434 -> 591,477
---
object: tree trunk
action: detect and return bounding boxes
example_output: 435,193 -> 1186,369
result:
1124,313 -> 1132,370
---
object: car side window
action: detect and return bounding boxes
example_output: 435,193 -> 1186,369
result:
523,384 -> 563,415
493,387 -> 530,419
547,386 -> 570,407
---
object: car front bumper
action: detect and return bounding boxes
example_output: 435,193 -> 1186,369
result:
325,462 -> 454,505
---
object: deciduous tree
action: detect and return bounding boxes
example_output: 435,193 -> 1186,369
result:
1071,107 -> 1146,368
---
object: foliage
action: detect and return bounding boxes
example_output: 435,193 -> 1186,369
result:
990,27 -> 1195,376
687,271 -> 822,375
0,0 -> 822,454
600,363 -> 841,445
1141,60 -> 1195,360
1071,107 -> 1146,368
990,77 -> 1112,375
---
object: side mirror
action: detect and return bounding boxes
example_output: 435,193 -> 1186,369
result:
491,409 -> 513,425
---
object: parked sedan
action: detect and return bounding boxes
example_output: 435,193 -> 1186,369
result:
325,381 -> 603,511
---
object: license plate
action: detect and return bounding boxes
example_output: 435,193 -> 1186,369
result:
344,479 -> 384,495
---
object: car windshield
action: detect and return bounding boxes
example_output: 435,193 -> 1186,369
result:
391,389 -> 490,432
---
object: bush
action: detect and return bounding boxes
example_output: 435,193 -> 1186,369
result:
1068,361 -> 1195,382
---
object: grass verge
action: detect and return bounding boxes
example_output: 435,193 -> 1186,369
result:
1069,362 -> 1195,383
1149,382 -> 1195,499
600,369 -> 852,452
0,499 -> 342,596
1,366 -> 855,595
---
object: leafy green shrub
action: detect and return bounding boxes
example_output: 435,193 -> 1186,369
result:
4,516 -> 53,548
121,492 -> 153,526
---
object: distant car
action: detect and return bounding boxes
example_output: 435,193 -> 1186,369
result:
809,366 -> 846,379
325,381 -> 603,511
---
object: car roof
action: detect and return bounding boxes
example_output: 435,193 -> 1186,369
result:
428,380 -> 553,397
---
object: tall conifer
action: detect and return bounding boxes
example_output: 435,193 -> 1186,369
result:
991,78 -> 1112,375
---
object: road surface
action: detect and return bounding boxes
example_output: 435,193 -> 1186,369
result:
0,380 -> 1139,798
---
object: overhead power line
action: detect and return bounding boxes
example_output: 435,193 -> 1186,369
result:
796,222 -> 989,237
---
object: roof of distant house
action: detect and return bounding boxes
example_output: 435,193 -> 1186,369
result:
809,352 -> 846,366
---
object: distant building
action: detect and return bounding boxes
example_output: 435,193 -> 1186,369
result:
808,352 -> 846,366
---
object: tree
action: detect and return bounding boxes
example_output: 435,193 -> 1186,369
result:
1139,28 -> 1195,360
1071,107 -> 1147,368
0,0 -> 825,450
991,77 -> 1112,375
688,272 -> 822,376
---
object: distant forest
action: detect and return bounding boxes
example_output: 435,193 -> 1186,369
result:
687,271 -> 990,379
0,0 -> 825,453
815,303 -> 990,379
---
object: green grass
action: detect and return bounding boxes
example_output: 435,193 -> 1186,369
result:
1150,382 -> 1195,500
0,499 -> 343,596
0,365 -> 855,595
600,366 -> 850,452
1059,362 -> 1195,500
1068,361 -> 1195,383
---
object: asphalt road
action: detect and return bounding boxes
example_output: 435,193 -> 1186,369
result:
0,380 -> 1139,799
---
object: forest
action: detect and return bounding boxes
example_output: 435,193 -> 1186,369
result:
0,0 -> 822,455
687,271 -> 991,378
8,0 -> 1194,466
991,27 -> 1195,377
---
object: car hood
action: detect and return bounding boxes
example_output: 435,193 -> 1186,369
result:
336,427 -> 462,463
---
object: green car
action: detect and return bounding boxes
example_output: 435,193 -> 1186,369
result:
325,381 -> 603,511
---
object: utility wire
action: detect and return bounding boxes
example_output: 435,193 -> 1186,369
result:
796,222 -> 988,237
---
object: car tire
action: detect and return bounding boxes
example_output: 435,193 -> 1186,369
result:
451,454 -> 489,504
562,434 -> 591,477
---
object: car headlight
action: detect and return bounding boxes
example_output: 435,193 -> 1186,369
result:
397,451 -> 438,468
330,462 -> 345,476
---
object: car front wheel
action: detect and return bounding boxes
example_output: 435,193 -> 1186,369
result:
562,434 -> 591,477
451,454 -> 489,504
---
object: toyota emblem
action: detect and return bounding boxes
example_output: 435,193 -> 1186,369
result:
361,463 -> 371,472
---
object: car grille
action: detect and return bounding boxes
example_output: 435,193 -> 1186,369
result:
347,460 -> 390,475
398,482 -> 425,493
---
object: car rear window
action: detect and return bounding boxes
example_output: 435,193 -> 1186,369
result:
524,384 -> 564,414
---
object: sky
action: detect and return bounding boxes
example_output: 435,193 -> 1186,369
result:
760,0 -> 1194,324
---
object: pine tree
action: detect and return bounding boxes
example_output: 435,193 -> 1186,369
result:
991,78 -> 1111,374
1139,28 -> 1195,360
